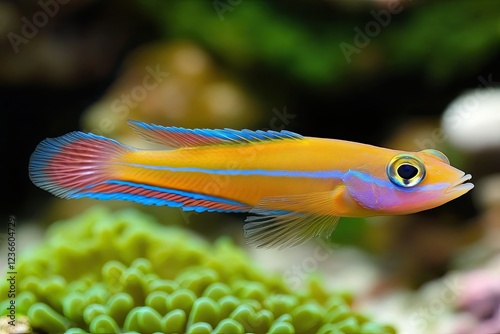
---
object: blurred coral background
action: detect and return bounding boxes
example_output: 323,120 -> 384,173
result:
2,0 -> 500,333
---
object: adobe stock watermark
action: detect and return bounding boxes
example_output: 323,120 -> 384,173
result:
90,65 -> 169,136
283,238 -> 340,290
266,106 -> 296,131
7,0 -> 70,54
213,0 -> 242,21
414,74 -> 500,150
339,0 -> 408,64
408,275 -> 463,332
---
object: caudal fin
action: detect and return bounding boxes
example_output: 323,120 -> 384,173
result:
29,132 -> 130,199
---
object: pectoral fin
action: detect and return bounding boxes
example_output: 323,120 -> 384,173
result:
243,190 -> 341,249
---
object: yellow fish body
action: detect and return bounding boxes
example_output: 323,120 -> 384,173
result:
29,120 -> 473,248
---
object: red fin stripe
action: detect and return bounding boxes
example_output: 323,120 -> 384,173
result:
78,181 -> 250,213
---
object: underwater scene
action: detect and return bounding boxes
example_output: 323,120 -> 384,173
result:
2,1 -> 500,333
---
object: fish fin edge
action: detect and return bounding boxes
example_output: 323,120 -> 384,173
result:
127,119 -> 303,148
75,180 -> 252,213
29,132 -> 130,199
243,190 -> 341,249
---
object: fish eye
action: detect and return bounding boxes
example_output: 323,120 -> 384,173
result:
421,149 -> 450,165
387,154 -> 426,187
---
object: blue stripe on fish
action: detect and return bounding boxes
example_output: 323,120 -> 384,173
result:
123,163 -> 346,179
343,170 -> 448,192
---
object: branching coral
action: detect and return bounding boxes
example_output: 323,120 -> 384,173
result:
0,206 -> 395,333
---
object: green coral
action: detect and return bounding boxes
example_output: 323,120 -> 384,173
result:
0,207 -> 395,333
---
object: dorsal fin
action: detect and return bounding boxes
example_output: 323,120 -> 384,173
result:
127,120 -> 303,148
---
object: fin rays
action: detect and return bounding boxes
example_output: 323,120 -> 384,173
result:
244,212 -> 339,249
127,120 -> 303,148
73,180 -> 251,213
29,132 -> 129,198
244,191 -> 341,249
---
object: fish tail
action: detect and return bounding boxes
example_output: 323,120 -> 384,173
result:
29,132 -> 129,199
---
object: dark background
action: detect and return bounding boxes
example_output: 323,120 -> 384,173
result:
4,0 -> 497,223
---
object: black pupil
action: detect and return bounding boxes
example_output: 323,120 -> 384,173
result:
397,164 -> 418,180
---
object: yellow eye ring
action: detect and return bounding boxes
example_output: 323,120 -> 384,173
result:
387,154 -> 426,188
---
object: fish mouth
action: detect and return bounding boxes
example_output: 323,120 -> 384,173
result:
445,173 -> 474,194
